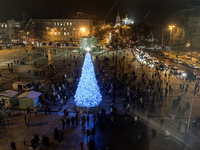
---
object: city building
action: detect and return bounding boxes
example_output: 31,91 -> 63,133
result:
122,15 -> 134,25
174,2 -> 200,50
25,14 -> 104,45
115,13 -> 121,27
0,18 -> 21,44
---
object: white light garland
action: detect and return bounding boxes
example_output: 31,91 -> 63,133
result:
74,53 -> 102,107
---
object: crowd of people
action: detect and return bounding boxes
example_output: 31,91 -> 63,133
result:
7,48 -> 200,149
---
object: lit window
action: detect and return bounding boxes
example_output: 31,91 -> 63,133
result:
60,23 -> 62,26
63,22 -> 65,26
1,24 -> 3,28
55,32 -> 57,36
70,22 -> 72,26
64,32 -> 66,36
64,28 -> 66,30
57,22 -> 59,26
54,22 -> 56,26
32,22 -> 35,24
58,32 -> 60,35
61,28 -> 63,30
67,22 -> 68,26
5,24 -> 7,28
73,28 -> 75,30
67,32 -> 69,35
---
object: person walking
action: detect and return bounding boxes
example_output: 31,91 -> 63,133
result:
71,116 -> 75,128
66,117 -> 70,128
75,112 -> 78,125
34,107 -> 37,115
11,141 -> 17,150
134,115 -> 138,125
86,128 -> 90,142
24,115 -> 27,125
54,127 -> 59,141
185,87 -> 188,94
80,140 -> 84,150
62,119 -> 65,129
87,114 -> 90,125
111,116 -> 114,127
182,84 -> 184,92
27,106 -> 31,114
81,115 -> 86,128
26,117 -> 30,127
160,117 -> 164,126
24,135 -> 26,146
152,129 -> 156,139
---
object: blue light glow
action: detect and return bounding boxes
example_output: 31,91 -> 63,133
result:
74,53 -> 102,107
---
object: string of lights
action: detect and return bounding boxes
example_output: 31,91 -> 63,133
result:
74,53 -> 102,107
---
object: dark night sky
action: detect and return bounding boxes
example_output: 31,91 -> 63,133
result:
0,0 -> 189,22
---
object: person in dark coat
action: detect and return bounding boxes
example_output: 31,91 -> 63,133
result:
71,116 -> 75,128
27,106 -> 31,114
34,134 -> 40,145
11,141 -> 16,150
62,119 -> 65,129
152,129 -> 156,139
54,127 -> 59,141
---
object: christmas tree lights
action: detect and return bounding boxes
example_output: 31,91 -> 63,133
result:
74,52 -> 102,107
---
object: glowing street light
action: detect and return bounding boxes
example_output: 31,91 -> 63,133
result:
169,25 -> 175,51
82,28 -> 85,32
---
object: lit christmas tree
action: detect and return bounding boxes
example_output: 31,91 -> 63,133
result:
74,50 -> 102,107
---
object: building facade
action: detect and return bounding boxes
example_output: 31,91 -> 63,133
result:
0,18 -> 21,44
175,2 -> 200,49
122,15 -> 134,25
26,18 -> 104,44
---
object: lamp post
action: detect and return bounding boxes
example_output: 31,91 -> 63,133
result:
187,76 -> 197,132
115,29 -> 119,77
169,25 -> 175,54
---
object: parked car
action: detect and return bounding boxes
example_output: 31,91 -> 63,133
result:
12,81 -> 34,92
182,62 -> 188,66
187,64 -> 196,68
164,55 -> 169,59
169,58 -> 174,61
184,70 -> 197,79
192,64 -> 198,69
173,59 -> 178,63
177,60 -> 182,64
170,67 -> 179,74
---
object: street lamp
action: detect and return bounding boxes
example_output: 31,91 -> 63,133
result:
169,25 -> 175,51
115,29 -> 119,77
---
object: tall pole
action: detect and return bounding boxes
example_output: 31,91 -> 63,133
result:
187,76 -> 197,132
116,31 -> 118,77
169,25 -> 175,56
